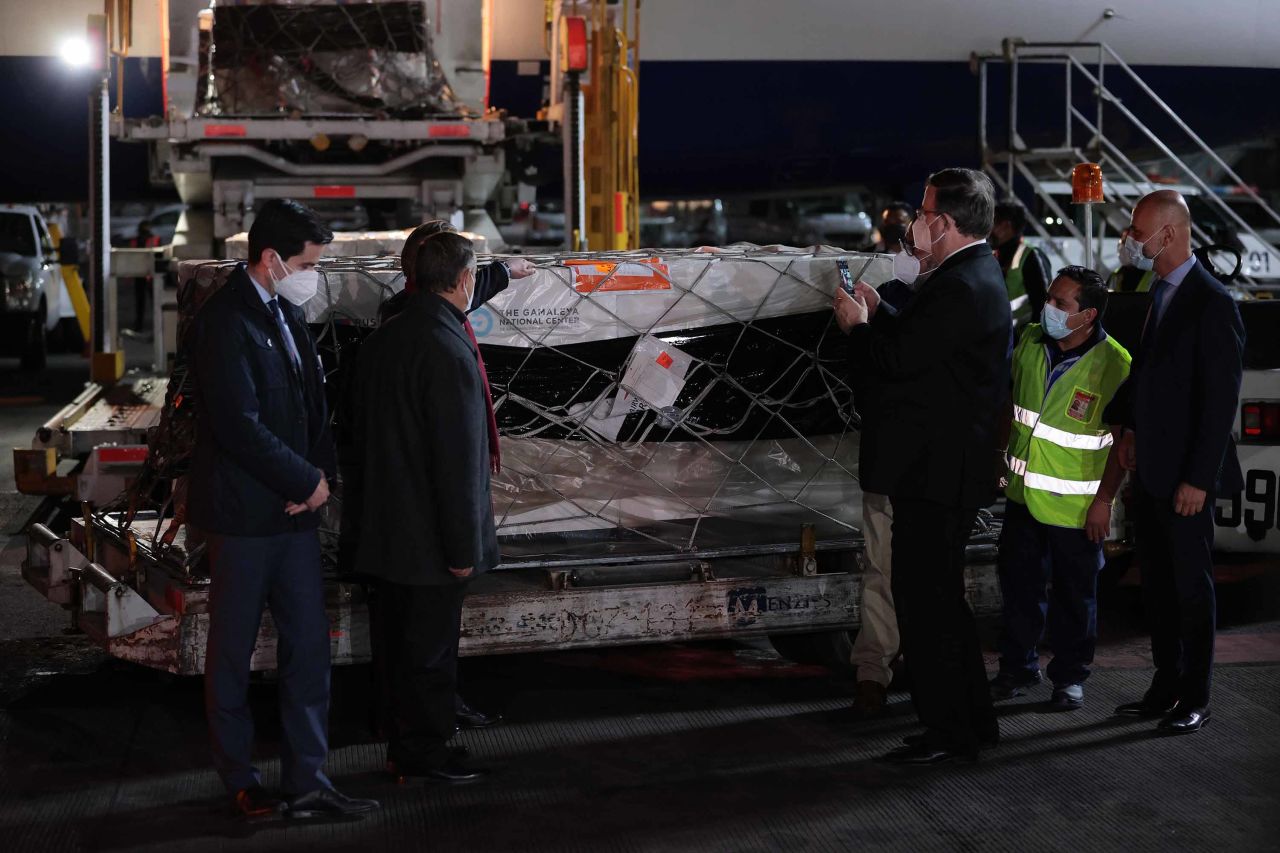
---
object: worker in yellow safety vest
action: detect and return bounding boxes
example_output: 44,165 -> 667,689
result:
1106,226 -> 1158,292
990,201 -> 1052,328
990,265 -> 1131,712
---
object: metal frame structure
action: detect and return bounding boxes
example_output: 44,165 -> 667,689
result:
978,39 -> 1280,290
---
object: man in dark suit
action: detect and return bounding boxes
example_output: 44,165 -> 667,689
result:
1112,190 -> 1245,734
834,168 -> 1012,764
190,199 -> 378,819
341,219 -> 532,732
346,231 -> 499,783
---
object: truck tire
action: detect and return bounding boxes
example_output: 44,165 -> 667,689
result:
21,310 -> 48,371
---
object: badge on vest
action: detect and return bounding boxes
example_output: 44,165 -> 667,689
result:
1066,387 -> 1099,423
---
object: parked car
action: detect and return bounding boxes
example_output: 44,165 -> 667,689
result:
0,205 -> 70,369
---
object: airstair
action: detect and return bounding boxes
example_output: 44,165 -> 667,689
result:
977,39 -> 1280,291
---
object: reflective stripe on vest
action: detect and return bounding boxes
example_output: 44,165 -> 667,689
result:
1005,242 -> 1031,326
1005,324 -> 1132,528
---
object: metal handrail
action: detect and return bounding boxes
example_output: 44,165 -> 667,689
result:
978,40 -> 1280,288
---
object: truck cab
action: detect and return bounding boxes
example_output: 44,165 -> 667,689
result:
0,205 -> 68,370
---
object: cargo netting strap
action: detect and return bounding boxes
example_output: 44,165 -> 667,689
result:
109,246 -> 893,573
198,1 -> 464,118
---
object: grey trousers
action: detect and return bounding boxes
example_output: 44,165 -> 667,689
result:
850,491 -> 899,686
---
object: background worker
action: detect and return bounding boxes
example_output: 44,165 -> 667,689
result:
346,232 -> 500,784
833,168 -> 1011,764
190,199 -> 378,820
867,201 -> 915,254
1112,190 -> 1245,735
990,266 -> 1131,711
847,207 -> 917,718
344,220 -> 533,732
989,201 -> 1052,327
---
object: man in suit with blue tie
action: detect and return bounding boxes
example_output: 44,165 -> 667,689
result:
1112,190 -> 1245,735
191,200 -> 380,818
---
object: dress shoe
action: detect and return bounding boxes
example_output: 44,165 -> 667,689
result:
850,680 -> 888,718
882,743 -> 977,765
1115,697 -> 1178,718
901,732 -> 998,751
1048,683 -> 1084,712
456,699 -> 503,730
234,786 -> 283,819
989,670 -> 1042,701
286,787 -> 380,819
388,755 -> 490,785
1157,705 -> 1210,735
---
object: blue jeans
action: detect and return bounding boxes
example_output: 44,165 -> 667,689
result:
204,530 -> 331,795
996,500 -> 1104,686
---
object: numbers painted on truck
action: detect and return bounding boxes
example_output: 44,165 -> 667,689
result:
1215,469 -> 1280,537
1247,251 -> 1273,275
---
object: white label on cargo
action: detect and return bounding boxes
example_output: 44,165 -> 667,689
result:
620,335 -> 693,410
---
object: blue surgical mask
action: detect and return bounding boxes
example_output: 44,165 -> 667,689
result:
1042,303 -> 1086,340
1118,226 -> 1165,271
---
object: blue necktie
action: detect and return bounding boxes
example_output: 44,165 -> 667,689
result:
1141,279 -> 1171,353
1149,279 -> 1172,329
268,298 -> 302,374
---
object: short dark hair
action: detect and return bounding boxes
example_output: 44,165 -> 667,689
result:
993,201 -> 1029,234
414,231 -> 475,294
1055,265 -> 1109,315
401,219 -> 457,288
927,168 -> 995,238
883,201 -> 914,218
247,199 -> 333,263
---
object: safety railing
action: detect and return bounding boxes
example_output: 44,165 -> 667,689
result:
978,39 -> 1280,290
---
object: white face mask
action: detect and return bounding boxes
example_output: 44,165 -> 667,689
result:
892,247 -> 922,286
891,213 -> 947,286
1118,226 -> 1165,271
463,266 -> 476,310
270,255 -> 320,306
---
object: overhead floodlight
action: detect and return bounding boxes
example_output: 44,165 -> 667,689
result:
60,37 -> 91,68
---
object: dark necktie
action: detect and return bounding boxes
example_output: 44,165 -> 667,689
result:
462,318 -> 502,475
268,298 -> 302,375
1141,279 -> 1172,353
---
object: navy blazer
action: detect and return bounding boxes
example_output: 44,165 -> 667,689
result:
849,242 -> 1012,509
1123,258 -> 1245,499
188,264 -> 335,536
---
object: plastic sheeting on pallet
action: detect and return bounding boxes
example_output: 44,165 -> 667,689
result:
157,246 -> 888,562
222,229 -> 488,261
200,1 -> 464,117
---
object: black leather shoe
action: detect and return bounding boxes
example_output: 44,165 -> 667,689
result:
234,786 -> 283,819
286,787 -> 380,819
1115,697 -> 1178,718
456,699 -> 503,730
882,743 -> 977,765
388,755 -> 489,785
1157,705 -> 1210,735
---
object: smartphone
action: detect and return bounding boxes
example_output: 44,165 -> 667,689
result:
836,258 -> 855,295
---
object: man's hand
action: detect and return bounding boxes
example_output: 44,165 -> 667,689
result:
505,258 -> 536,280
449,566 -> 474,578
853,281 -> 881,319
832,289 -> 869,335
1174,482 -> 1207,517
1117,429 -> 1137,471
1085,497 -> 1112,544
287,476 -> 330,516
